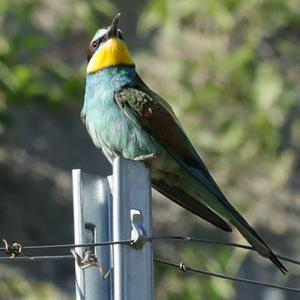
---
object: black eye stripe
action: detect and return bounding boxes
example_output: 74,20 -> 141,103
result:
87,37 -> 104,62
91,36 -> 103,48
87,29 -> 125,63
91,29 -> 123,48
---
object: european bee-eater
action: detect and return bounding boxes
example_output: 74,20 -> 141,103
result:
82,13 -> 286,273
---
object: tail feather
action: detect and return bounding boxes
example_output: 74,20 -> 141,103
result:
153,180 -> 232,232
188,171 -> 288,274
153,172 -> 287,273
182,174 -> 287,273
230,217 -> 287,274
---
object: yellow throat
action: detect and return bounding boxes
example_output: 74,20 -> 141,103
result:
87,38 -> 134,74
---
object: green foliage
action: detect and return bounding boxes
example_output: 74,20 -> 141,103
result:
0,0 -> 117,133
155,243 -> 235,300
0,268 -> 72,300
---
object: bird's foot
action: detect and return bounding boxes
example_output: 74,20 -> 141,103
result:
134,153 -> 156,161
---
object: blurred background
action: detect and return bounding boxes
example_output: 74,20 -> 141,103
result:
0,0 -> 300,299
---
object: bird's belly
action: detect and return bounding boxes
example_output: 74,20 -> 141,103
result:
86,104 -> 158,160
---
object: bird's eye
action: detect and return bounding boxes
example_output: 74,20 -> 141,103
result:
92,41 -> 98,48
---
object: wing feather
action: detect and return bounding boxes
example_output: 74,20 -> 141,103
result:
113,73 -> 287,273
153,179 -> 232,232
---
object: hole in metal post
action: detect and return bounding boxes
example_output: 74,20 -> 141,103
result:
85,223 -> 96,252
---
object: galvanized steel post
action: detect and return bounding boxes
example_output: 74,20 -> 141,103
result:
112,158 -> 154,300
72,158 -> 153,300
72,170 -> 112,300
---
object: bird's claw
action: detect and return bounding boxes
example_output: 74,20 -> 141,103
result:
133,153 -> 156,161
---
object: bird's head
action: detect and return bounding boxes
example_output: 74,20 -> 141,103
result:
86,13 -> 135,74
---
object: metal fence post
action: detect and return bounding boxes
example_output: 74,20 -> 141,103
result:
72,158 -> 153,300
111,158 -> 154,300
72,170 -> 112,300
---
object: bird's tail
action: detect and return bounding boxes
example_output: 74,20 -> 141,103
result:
187,177 -> 287,273
229,210 -> 287,274
159,163 -> 287,273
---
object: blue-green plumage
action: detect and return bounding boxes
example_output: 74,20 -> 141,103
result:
82,14 -> 287,273
82,66 -> 157,160
82,65 -> 233,231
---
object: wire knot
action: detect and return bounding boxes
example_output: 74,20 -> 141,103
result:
2,239 -> 23,258
179,261 -> 187,272
70,249 -> 112,280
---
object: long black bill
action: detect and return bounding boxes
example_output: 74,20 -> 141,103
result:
106,13 -> 121,39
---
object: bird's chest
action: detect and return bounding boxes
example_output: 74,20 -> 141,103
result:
83,68 -> 158,160
84,91 -> 157,160
85,93 -> 128,147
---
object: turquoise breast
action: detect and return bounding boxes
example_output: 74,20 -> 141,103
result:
82,66 -> 157,160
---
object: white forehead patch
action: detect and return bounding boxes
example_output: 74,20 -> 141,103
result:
90,28 -> 124,45
91,28 -> 108,44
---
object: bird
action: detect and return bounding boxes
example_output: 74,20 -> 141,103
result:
81,13 -> 287,273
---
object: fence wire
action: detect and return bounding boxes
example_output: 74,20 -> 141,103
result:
1,235 -> 299,265
1,235 -> 299,294
154,258 -> 300,294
